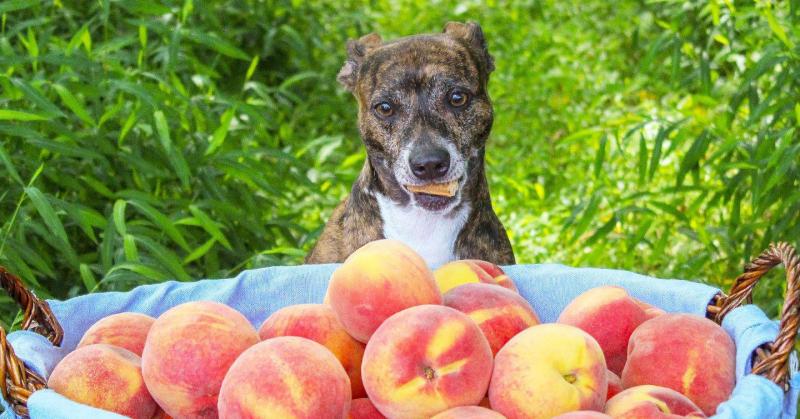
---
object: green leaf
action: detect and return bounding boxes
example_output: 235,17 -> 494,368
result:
0,110 -> 50,121
0,0 -> 40,13
52,84 -> 95,126
113,199 -> 127,236
133,235 -> 191,281
123,234 -> 140,262
79,264 -> 98,292
205,107 -> 236,156
127,199 -> 191,251
677,131 -> 711,186
761,3 -> 795,49
105,262 -> 170,282
24,187 -> 78,266
593,134 -> 607,179
188,205 -> 232,249
648,126 -> 666,181
638,133 -> 647,185
153,110 -> 191,188
182,237 -> 216,264
0,142 -> 23,185
24,187 -> 68,246
8,78 -> 64,117
245,55 -> 259,83
181,28 -> 250,60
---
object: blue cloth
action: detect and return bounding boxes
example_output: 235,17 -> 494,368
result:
1,264 -> 796,419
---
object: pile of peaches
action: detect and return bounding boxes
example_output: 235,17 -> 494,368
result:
47,239 -> 735,419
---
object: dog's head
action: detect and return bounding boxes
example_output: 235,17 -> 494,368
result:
338,22 -> 495,213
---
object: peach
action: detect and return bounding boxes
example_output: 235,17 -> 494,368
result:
622,314 -> 735,415
489,324 -> 607,419
443,283 -> 539,355
431,406 -> 506,418
634,298 -> 666,320
434,260 -> 517,294
606,370 -> 623,401
362,305 -> 493,419
218,336 -> 351,419
77,312 -> 155,356
327,239 -> 442,343
259,304 -> 366,398
553,412 -> 613,419
151,409 -> 172,419
141,301 -> 259,418
347,398 -> 386,419
605,385 -> 706,418
48,344 -> 157,419
557,286 -> 647,375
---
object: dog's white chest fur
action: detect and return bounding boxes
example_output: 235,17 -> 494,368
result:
375,194 -> 470,269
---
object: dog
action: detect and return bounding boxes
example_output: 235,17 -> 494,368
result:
306,22 -> 514,268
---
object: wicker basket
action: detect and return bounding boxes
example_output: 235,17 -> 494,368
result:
0,242 -> 798,418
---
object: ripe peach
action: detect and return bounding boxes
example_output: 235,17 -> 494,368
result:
606,370 -> 623,401
218,336 -> 351,419
434,260 -> 517,294
431,406 -> 507,418
489,323 -> 607,419
77,312 -> 155,356
622,314 -> 734,415
634,298 -> 666,319
327,239 -> 442,343
151,408 -> 172,419
362,305 -> 493,419
48,344 -> 157,419
443,283 -> 539,355
605,385 -> 706,418
141,301 -> 259,418
557,286 -> 647,375
259,304 -> 366,397
553,412 -> 612,419
347,398 -> 386,419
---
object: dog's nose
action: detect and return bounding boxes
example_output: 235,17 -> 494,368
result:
409,147 -> 450,181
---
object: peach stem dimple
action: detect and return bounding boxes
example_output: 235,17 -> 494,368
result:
563,373 -> 577,384
424,366 -> 437,381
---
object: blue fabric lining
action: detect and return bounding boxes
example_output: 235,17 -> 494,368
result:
1,264 -> 795,418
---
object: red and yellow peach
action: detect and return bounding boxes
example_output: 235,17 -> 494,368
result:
557,286 -> 647,375
259,303 -> 366,398
218,336 -> 351,418
141,301 -> 259,418
434,260 -> 517,294
443,283 -> 539,355
489,323 -> 607,419
622,314 -> 735,415
327,239 -> 442,343
362,304 -> 493,419
77,312 -> 155,356
48,344 -> 157,419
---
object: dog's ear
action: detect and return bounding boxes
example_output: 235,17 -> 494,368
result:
337,33 -> 383,92
443,21 -> 495,74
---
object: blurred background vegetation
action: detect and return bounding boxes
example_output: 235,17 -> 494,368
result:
0,0 -> 798,325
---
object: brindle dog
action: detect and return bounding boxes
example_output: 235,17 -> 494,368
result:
306,22 -> 514,267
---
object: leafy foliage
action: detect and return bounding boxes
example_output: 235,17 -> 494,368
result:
1,0 -> 798,325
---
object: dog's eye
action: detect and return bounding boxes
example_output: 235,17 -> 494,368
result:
448,91 -> 469,107
374,102 -> 394,117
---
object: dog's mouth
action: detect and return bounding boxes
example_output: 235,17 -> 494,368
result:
404,179 -> 460,212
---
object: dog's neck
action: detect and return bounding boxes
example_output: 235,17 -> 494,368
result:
355,148 -> 491,268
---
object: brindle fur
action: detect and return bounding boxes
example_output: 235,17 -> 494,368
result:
306,22 -> 514,265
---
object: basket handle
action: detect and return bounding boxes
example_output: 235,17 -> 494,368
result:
707,242 -> 799,390
0,266 -> 63,417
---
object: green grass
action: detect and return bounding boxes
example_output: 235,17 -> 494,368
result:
0,0 -> 798,327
